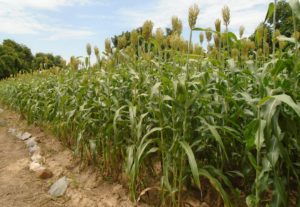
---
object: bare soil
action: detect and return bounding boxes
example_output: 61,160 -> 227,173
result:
0,107 -> 144,207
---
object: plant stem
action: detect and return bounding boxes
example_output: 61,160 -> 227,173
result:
272,0 -> 277,64
293,13 -> 299,72
186,29 -> 193,81
256,108 -> 261,207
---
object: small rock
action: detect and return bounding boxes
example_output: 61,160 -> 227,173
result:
49,176 -> 68,197
31,153 -> 43,163
20,132 -> 32,141
29,145 -> 40,155
16,132 -> 23,139
37,168 -> 53,179
26,137 -> 37,148
29,161 -> 45,172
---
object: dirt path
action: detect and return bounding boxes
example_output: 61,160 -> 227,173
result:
0,110 -> 63,207
0,107 -> 144,207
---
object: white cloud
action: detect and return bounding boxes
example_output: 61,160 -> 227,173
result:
0,0 -> 94,39
46,28 -> 95,40
0,6 -> 44,34
0,0 -> 91,10
119,0 -> 196,29
119,0 -> 272,36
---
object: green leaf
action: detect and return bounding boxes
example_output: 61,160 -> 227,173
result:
179,141 -> 201,189
227,32 -> 238,42
150,82 -> 161,97
246,195 -> 256,207
245,120 -> 259,150
255,119 -> 267,149
268,136 -> 280,167
272,176 -> 287,206
192,27 -> 217,33
136,112 -> 148,140
247,152 -> 258,169
163,95 -> 173,101
203,121 -> 228,160
262,98 -> 281,129
198,168 -> 232,207
271,59 -> 292,75
113,105 -> 127,135
140,127 -> 162,144
273,94 -> 300,117
258,96 -> 272,106
264,2 -> 275,22
137,139 -> 156,164
126,145 -> 135,173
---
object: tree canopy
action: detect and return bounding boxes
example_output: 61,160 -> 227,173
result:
266,0 -> 300,37
0,39 -> 65,79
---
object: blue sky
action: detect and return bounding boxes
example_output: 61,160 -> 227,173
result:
0,0 -> 272,61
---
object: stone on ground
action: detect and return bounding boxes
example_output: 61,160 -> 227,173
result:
29,161 -> 45,172
31,153 -> 44,163
48,176 -> 69,197
20,132 -> 32,141
16,132 -> 23,139
29,145 -> 40,155
26,137 -> 37,149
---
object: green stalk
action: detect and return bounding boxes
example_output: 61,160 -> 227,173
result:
292,12 -> 299,73
263,40 -> 265,63
186,29 -> 193,81
158,96 -> 165,202
171,98 -> 177,207
219,33 -> 222,63
272,0 -> 277,64
178,92 -> 189,206
256,108 -> 261,207
226,25 -> 230,58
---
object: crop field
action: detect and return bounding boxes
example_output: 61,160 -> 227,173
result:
0,1 -> 300,207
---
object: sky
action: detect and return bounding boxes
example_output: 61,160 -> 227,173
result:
0,0 -> 272,61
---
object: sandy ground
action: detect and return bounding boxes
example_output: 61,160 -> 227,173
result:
0,106 -> 144,207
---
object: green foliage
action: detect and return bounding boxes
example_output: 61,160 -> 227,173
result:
0,39 -> 66,79
33,52 -> 66,70
0,39 -> 34,79
266,0 -> 300,37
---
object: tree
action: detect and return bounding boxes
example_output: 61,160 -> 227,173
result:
266,0 -> 300,37
249,0 -> 300,51
32,53 -> 65,70
0,39 -> 66,79
0,39 -> 34,79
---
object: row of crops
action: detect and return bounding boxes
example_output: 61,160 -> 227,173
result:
0,2 -> 300,207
